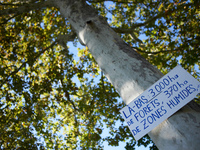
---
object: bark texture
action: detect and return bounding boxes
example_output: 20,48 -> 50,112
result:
54,0 -> 200,149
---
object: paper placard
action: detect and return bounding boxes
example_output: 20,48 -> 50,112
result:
120,65 -> 200,141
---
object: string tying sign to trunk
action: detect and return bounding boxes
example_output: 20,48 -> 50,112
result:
120,65 -> 200,141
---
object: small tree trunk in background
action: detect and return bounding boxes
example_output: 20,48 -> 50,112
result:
54,0 -> 200,149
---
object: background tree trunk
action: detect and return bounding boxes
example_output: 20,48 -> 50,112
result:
55,0 -> 200,149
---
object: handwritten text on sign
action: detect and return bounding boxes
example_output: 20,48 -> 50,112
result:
120,65 -> 200,141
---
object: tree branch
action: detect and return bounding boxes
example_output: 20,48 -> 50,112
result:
0,41 -> 57,88
0,14 -> 19,25
133,2 -> 192,28
133,46 -> 182,55
112,2 -> 193,33
59,77 -> 80,128
0,32 -> 77,88
0,0 -> 53,16
60,78 -> 79,112
0,2 -> 23,6
0,0 -> 38,6
111,12 -> 164,33
57,31 -> 77,49
129,33 -> 143,44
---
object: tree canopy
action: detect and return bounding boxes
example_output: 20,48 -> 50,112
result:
0,0 -> 199,149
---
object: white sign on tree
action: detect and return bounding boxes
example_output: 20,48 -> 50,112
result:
120,65 -> 200,141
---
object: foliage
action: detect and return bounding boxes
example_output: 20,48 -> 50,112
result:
0,0 -> 199,149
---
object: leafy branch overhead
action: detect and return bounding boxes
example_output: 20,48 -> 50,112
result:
0,0 -> 199,149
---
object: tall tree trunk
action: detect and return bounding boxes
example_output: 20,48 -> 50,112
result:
54,0 -> 200,149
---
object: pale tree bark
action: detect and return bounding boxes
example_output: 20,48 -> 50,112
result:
53,0 -> 200,149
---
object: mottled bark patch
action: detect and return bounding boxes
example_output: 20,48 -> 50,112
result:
187,113 -> 197,123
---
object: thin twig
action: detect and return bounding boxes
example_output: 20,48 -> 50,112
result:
59,78 -> 80,127
133,46 -> 182,54
59,78 -> 80,112
0,14 -> 19,25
